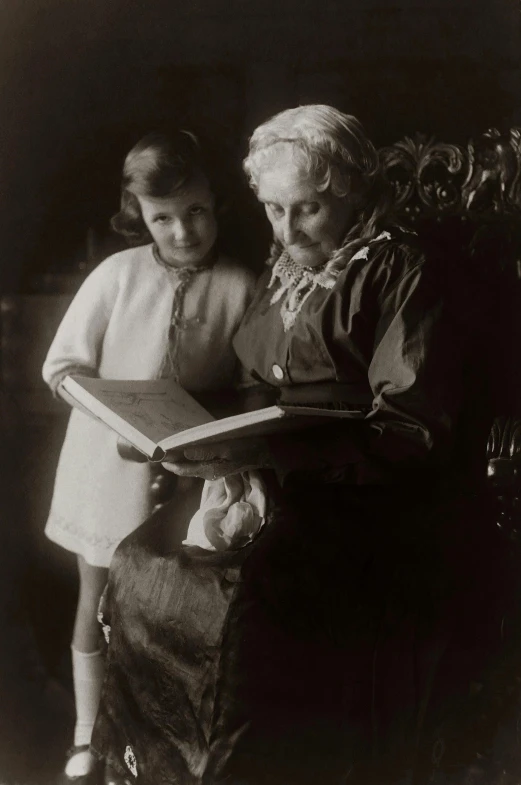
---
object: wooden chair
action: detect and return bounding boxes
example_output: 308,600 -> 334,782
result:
377,128 -> 521,779
380,128 -> 521,535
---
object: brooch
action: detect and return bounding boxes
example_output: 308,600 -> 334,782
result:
124,745 -> 138,778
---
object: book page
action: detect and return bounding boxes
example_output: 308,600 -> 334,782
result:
158,405 -> 287,452
157,404 -> 366,455
69,377 -> 215,445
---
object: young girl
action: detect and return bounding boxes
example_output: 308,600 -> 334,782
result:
42,130 -> 256,784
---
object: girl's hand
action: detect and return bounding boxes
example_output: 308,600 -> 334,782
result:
162,437 -> 272,481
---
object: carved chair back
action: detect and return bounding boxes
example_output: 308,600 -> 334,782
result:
380,128 -> 521,539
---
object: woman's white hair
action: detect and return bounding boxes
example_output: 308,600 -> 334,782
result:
243,104 -> 379,198
243,104 -> 392,263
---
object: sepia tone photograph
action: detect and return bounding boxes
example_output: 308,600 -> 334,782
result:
0,1 -> 520,783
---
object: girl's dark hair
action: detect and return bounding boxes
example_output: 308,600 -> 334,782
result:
111,129 -> 223,245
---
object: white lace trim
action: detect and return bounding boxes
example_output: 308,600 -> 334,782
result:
268,231 -> 391,331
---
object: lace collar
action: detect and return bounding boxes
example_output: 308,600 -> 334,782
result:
268,231 -> 391,331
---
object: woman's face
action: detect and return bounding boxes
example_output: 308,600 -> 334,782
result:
256,149 -> 354,267
137,172 -> 217,268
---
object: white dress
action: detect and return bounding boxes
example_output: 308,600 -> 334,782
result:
43,245 -> 256,567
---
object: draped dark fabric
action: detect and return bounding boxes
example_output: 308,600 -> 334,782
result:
92,481 -> 515,784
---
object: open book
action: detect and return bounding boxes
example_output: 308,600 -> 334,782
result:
61,376 -> 369,462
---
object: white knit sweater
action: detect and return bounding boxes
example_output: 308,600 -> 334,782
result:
42,244 -> 256,567
43,244 -> 256,390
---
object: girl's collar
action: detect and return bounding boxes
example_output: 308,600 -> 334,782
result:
152,243 -> 217,274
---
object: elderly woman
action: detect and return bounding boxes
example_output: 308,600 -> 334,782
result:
91,106 -> 485,785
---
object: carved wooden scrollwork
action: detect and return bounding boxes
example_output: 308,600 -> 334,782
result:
380,127 -> 521,224
463,128 -> 521,212
486,416 -> 521,541
381,129 -> 521,544
380,134 -> 467,222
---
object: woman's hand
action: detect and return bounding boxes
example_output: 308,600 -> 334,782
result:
162,437 -> 272,481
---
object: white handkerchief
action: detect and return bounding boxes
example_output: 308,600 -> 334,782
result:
183,471 -> 267,551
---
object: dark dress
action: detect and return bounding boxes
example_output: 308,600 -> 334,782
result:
92,232 -> 516,784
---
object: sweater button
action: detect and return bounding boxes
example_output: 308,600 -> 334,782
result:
272,364 -> 284,381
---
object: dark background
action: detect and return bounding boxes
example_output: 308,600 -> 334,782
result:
0,0 -> 519,291
0,1 -> 519,782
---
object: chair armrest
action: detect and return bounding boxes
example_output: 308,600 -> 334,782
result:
487,416 -> 521,541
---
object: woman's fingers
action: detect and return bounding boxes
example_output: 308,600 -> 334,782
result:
182,438 -> 268,464
182,446 -> 221,461
162,443 -> 228,467
161,459 -> 228,481
161,437 -> 271,479
161,459 -> 202,476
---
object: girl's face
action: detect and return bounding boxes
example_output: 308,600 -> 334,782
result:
256,147 -> 354,267
137,173 -> 218,268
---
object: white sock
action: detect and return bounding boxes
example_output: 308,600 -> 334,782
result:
72,647 -> 104,748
